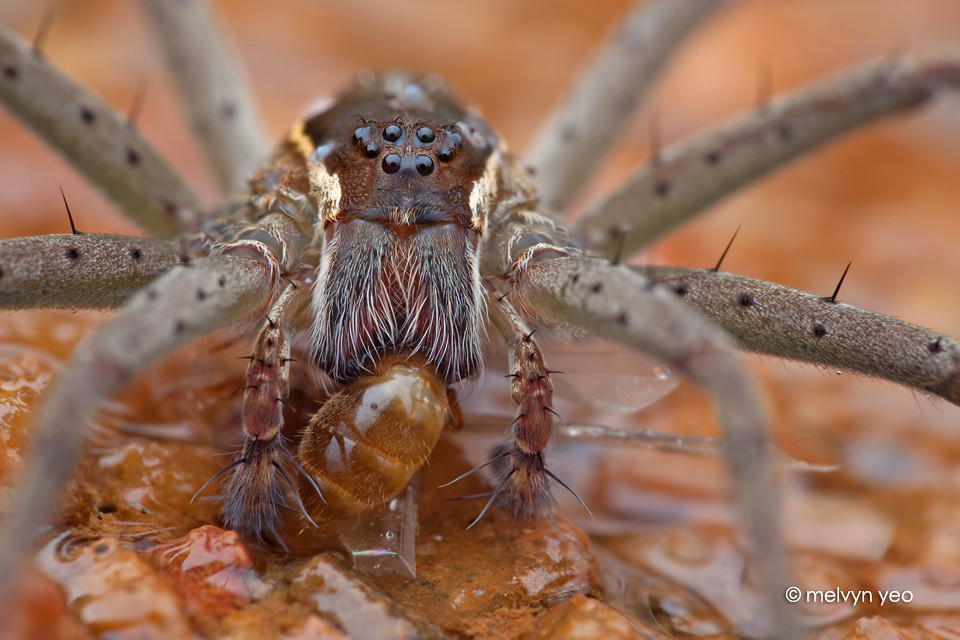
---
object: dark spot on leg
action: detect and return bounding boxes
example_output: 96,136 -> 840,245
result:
930,337 -> 944,354
146,289 -> 158,301
571,273 -> 580,284
776,123 -> 792,141
590,282 -> 603,293
221,101 -> 236,118
616,312 -> 628,325
654,181 -> 671,197
2,64 -> 18,79
129,247 -> 142,260
674,284 -> 688,296
813,323 -> 827,337
79,105 -> 96,124
196,289 -> 207,301
218,276 -> 226,287
738,294 -> 756,307
161,199 -> 176,215
126,147 -> 140,166
174,320 -> 186,334
705,150 -> 722,164
94,543 -> 109,554
65,247 -> 80,260
0,266 -> 4,279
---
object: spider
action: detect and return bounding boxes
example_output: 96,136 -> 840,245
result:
1,1 -> 960,638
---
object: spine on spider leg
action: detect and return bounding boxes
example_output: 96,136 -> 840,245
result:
637,265 -> 960,405
577,48 -> 960,256
487,296 -> 558,518
0,234 -> 182,309
0,26 -> 201,237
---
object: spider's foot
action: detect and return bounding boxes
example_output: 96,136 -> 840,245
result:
216,435 -> 299,545
487,441 -> 555,521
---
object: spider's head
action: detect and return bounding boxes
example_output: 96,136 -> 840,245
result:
286,73 -> 502,233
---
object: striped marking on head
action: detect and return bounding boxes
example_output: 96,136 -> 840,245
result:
289,120 -> 342,226
468,150 -> 500,234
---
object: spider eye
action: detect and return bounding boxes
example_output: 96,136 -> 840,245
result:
383,124 -> 403,142
438,131 -> 461,162
363,142 -> 379,158
352,126 -> 367,145
382,153 -> 402,174
415,155 -> 434,176
416,126 -> 436,143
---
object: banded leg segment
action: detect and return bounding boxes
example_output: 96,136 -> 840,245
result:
0,25 -> 201,237
220,278 -> 313,539
0,254 -> 274,598
0,234 -> 183,309
508,254 -> 796,638
636,265 -> 960,404
486,292 -> 558,517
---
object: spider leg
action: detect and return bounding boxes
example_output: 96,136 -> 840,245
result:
0,234 -> 182,308
526,0 -> 728,213
636,265 -> 960,404
576,48 -> 960,256
508,253 -> 796,638
484,291 -> 559,518
0,253 -> 274,598
139,0 -> 268,194
553,423 -> 837,472
0,25 -> 202,237
219,277 -> 316,539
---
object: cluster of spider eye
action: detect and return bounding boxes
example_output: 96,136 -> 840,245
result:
351,122 -> 462,176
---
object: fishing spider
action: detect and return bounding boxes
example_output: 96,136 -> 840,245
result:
1,0 -> 959,637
